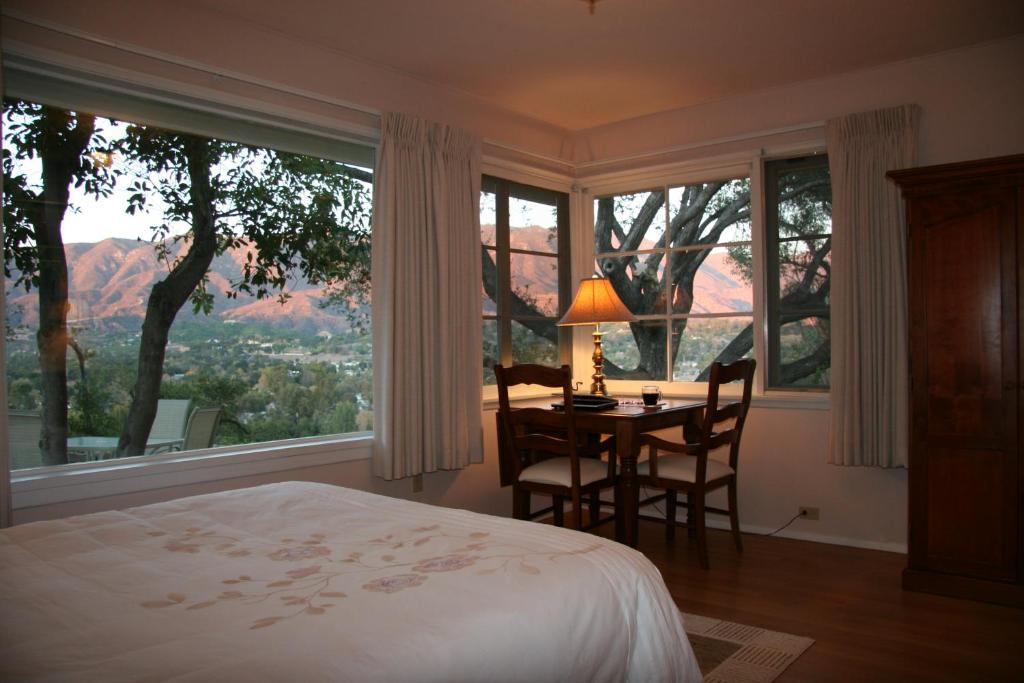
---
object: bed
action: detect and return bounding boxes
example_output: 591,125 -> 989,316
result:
0,481 -> 701,682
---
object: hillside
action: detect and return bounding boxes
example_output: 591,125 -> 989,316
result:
8,228 -> 752,333
482,224 -> 752,315
9,237 -> 354,334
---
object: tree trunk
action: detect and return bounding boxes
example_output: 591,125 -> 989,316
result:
117,136 -> 218,456
694,309 -> 829,382
607,322 -> 667,379
695,324 -> 754,381
34,109 -> 95,466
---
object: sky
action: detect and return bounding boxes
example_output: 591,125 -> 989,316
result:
479,191 -> 556,231
4,114 -> 374,246
60,178 -> 556,246
61,185 -> 188,244
5,116 -> 187,245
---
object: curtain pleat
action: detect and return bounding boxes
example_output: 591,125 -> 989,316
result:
826,105 -> 919,467
371,113 -> 483,480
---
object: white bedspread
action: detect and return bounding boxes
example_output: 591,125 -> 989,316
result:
0,482 -> 700,682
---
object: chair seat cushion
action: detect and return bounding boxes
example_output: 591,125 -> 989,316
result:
637,455 -> 734,483
519,457 -> 609,487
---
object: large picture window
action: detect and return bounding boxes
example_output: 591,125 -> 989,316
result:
481,177 -> 570,384
3,94 -> 373,471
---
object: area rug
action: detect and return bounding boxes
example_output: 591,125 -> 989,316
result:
681,612 -> 814,683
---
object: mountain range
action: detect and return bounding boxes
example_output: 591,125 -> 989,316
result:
490,225 -> 753,316
7,237 -> 350,334
6,226 -> 751,332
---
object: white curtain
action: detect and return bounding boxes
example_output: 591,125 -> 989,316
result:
371,113 -> 483,480
827,105 -> 920,467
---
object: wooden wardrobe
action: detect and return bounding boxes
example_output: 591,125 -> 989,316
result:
889,154 -> 1024,607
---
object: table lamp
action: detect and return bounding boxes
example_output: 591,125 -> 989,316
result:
557,276 -> 635,396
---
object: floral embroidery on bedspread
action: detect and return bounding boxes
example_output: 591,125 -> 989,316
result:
140,523 -> 600,629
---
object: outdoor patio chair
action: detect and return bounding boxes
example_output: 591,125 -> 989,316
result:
150,399 -> 193,449
8,410 -> 42,470
181,407 -> 223,451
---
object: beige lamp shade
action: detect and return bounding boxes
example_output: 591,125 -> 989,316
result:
558,277 -> 634,326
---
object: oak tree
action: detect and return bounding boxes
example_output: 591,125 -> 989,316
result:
2,100 -> 114,465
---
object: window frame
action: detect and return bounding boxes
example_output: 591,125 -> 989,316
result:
593,178 -> 755,382
577,149 -> 832,402
3,58 -> 378,508
764,154 -> 832,391
482,175 -> 572,389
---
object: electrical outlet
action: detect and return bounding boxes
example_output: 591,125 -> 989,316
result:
412,474 -> 423,493
798,506 -> 820,521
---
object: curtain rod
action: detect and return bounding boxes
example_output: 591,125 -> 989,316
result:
573,120 -> 825,170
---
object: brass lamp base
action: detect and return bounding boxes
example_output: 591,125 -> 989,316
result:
590,325 -> 608,396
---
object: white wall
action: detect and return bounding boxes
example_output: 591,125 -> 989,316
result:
4,4 -> 1022,552
571,34 -> 1024,169
671,407 -> 906,553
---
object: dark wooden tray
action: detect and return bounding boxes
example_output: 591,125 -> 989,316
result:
551,394 -> 620,411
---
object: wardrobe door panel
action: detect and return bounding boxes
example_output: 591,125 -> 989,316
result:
925,447 -> 1017,579
912,187 -> 1018,583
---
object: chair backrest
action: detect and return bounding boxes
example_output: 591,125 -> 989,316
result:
150,399 -> 193,441
494,364 -> 581,485
182,408 -> 222,451
8,410 -> 42,470
699,359 -> 756,473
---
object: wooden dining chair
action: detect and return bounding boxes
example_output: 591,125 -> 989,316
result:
495,363 -> 617,531
638,359 -> 755,568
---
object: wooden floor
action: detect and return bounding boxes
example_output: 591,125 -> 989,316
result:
594,520 -> 1024,682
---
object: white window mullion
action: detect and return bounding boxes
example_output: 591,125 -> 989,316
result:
749,152 -> 768,395
662,192 -> 672,381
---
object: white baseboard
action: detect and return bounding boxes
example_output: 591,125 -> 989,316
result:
637,500 -> 907,554
702,517 -> 907,554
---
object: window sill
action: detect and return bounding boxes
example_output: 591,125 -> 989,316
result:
10,433 -> 373,510
751,391 -> 830,411
657,390 -> 830,411
481,388 -> 557,411
481,388 -> 828,411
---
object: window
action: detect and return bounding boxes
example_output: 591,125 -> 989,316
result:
592,154 -> 832,390
3,90 -> 374,472
481,177 -> 570,384
594,178 -> 754,382
765,155 -> 832,388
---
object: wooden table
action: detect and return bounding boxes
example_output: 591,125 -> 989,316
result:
497,397 -> 706,548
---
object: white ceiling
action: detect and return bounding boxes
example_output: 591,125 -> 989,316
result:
189,0 -> 1024,131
